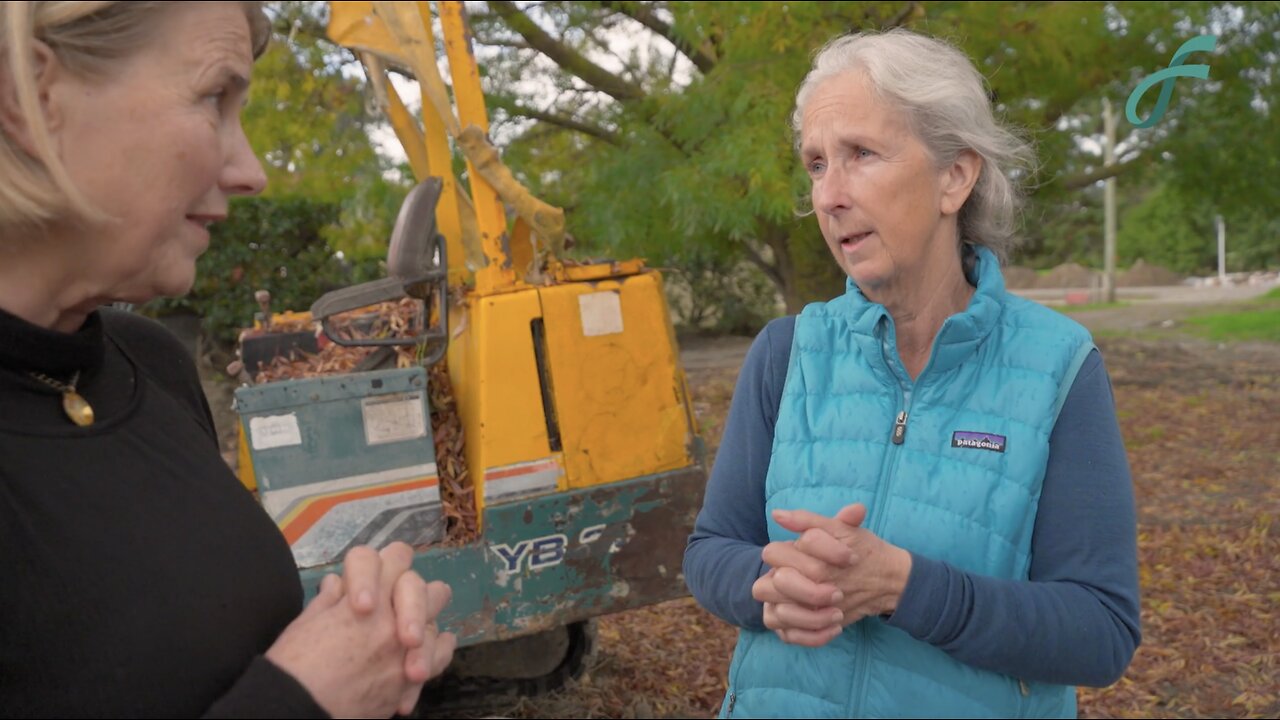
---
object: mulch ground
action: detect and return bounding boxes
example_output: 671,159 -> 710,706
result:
463,336 -> 1278,719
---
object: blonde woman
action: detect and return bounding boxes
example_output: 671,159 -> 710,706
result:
0,3 -> 453,716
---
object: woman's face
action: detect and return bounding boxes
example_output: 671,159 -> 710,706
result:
800,72 -> 972,298
49,1 -> 266,302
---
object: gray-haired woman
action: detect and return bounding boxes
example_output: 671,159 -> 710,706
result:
0,3 -> 454,717
684,29 -> 1141,718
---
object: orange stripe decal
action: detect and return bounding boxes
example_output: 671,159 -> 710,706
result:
281,477 -> 438,545
485,460 -> 559,481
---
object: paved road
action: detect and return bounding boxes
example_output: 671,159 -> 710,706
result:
678,281 -> 1278,370
1012,282 -> 1275,306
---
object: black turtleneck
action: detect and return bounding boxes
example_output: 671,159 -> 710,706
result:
0,306 -> 326,718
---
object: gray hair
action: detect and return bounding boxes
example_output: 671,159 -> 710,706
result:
792,29 -> 1035,264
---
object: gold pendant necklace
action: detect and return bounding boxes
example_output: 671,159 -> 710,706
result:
28,370 -> 95,427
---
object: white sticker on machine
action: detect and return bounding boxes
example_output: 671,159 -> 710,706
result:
362,392 -> 428,446
249,413 -> 303,450
578,291 -> 624,337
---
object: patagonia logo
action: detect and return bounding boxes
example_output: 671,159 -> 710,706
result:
952,431 -> 1006,453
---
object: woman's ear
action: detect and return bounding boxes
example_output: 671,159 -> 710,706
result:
0,40 -> 65,157
939,149 -> 982,216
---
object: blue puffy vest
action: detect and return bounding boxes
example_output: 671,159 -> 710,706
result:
720,247 -> 1095,718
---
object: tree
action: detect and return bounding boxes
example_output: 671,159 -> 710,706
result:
249,2 -> 414,261
1118,182 -> 1279,274
246,3 -> 384,200
471,1 -> 1277,309
1156,3 -> 1280,222
1116,183 -> 1217,274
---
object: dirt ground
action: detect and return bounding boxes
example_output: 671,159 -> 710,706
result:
201,300 -> 1279,719
452,305 -> 1280,719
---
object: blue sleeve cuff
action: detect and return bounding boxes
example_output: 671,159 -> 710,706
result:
884,551 -> 951,641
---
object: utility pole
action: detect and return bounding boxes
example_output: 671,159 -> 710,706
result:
1102,97 -> 1117,304
1217,215 -> 1227,284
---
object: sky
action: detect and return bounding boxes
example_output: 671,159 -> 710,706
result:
354,3 -> 693,168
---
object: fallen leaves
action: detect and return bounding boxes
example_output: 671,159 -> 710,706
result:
1089,339 -> 1278,709
236,314 -> 1278,718
455,336 -> 1278,719
247,299 -> 425,383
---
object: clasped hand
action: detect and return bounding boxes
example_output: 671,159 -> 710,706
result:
266,542 -> 457,718
752,503 -> 912,648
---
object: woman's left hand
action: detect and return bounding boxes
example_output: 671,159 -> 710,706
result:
755,504 -> 913,646
335,543 -> 458,698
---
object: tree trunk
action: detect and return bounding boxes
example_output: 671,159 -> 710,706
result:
765,219 -> 846,315
759,227 -> 797,313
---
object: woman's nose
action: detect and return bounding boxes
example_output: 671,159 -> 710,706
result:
812,167 -> 851,217
223,125 -> 268,197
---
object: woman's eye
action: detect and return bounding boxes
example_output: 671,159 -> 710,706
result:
856,148 -> 874,159
808,160 -> 826,175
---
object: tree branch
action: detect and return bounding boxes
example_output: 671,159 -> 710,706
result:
1051,155 -> 1144,192
885,1 -> 920,29
495,101 -> 622,145
599,1 -> 716,74
584,25 -> 645,86
740,238 -> 783,291
472,35 -> 533,50
760,225 -> 797,305
486,0 -> 646,102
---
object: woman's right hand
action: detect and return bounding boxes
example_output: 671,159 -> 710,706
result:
755,504 -> 912,648
264,543 -> 457,718
754,567 -> 847,647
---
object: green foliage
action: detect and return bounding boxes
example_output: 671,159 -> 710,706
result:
1019,190 -> 1105,268
1117,183 -> 1217,274
243,24 -> 383,200
481,0 -> 1277,316
146,197 -> 381,346
323,177 -> 413,262
1158,2 -> 1280,221
662,246 -> 780,336
242,2 -> 411,261
1118,183 -> 1280,274
1183,288 -> 1280,344
487,2 -> 905,310
1186,307 -> 1280,343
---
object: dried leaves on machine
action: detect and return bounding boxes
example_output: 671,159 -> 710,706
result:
244,299 -> 478,544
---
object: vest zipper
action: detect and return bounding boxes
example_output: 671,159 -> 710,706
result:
879,387 -> 913,523
891,392 -> 912,446
727,692 -> 736,716
848,330 -> 918,716
856,310 -> 960,716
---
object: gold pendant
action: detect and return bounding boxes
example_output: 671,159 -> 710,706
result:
62,391 -> 95,427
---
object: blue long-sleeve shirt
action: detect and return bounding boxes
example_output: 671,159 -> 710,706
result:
683,316 -> 1141,687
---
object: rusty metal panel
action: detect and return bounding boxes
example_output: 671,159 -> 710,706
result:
536,272 -> 696,490
298,463 -> 706,647
235,369 -> 443,568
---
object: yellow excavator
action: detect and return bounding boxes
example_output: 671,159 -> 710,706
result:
231,0 -> 706,704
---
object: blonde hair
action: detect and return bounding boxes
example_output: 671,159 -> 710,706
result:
793,29 -> 1036,264
0,2 -> 269,229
